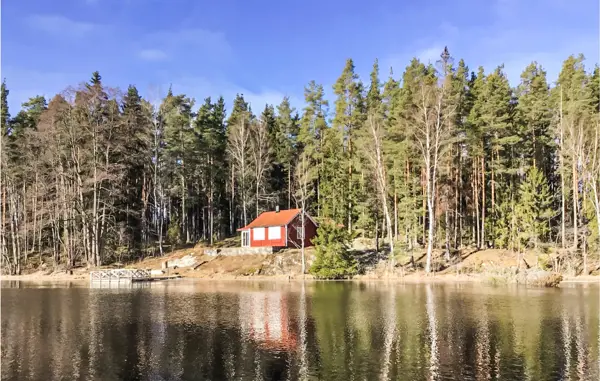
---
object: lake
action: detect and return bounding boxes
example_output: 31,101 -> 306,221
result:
1,280 -> 598,381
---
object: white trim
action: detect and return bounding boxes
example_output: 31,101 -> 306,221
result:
302,212 -> 318,227
284,225 -> 288,246
282,209 -> 318,227
298,225 -> 305,240
241,230 -> 250,247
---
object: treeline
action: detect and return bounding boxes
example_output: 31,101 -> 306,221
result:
1,48 -> 599,274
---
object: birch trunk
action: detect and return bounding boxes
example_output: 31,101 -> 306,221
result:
560,88 -> 566,248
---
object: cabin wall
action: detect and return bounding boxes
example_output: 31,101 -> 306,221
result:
286,214 -> 317,248
250,226 -> 286,247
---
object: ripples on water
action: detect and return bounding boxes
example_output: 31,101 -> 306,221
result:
1,280 -> 598,381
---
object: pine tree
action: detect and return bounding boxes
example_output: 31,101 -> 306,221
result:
515,62 -> 552,175
195,97 -> 227,243
367,58 -> 382,115
275,97 -> 299,209
160,91 -> 195,243
481,66 -> 517,246
309,221 -> 357,279
1,80 -> 9,134
466,67 -> 487,248
516,167 -> 553,249
119,85 -> 153,255
252,106 -> 273,216
299,81 -> 328,217
332,59 -> 366,231
590,65 -> 600,111
357,58 -> 394,254
448,59 -> 472,248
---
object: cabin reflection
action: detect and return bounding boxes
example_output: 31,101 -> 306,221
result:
239,291 -> 299,352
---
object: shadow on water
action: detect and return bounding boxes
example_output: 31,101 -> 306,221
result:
1,281 -> 598,381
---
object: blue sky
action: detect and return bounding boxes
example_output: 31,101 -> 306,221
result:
2,0 -> 598,113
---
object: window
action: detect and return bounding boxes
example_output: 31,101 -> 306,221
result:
253,227 -> 265,240
297,226 -> 305,240
241,231 -> 250,247
268,226 -> 281,240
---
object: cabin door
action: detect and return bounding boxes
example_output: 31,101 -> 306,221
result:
241,231 -> 250,247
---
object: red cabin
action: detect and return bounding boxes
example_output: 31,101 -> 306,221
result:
237,208 -> 318,248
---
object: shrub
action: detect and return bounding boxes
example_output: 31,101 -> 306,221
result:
167,218 -> 182,246
309,222 -> 358,279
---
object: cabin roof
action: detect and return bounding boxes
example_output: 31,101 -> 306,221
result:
237,209 -> 313,231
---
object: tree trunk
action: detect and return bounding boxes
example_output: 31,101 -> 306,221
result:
230,164 -> 235,234
425,166 -> 434,273
591,183 -> 600,257
394,187 -> 398,241
288,163 -> 292,210
560,88 -> 566,249
481,155 -> 486,249
256,177 -> 259,218
422,168 -> 427,246
473,160 -> 478,247
572,159 -> 578,250
301,209 -> 306,275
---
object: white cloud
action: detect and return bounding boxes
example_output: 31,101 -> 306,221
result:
138,49 -> 168,61
142,28 -> 232,62
148,76 -> 302,116
417,46 -> 444,65
26,14 -> 98,36
2,67 -> 80,111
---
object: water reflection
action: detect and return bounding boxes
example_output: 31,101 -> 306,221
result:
1,281 -> 598,381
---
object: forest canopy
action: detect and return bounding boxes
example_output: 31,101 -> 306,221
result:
1,49 -> 599,274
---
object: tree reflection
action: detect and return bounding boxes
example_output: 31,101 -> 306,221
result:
1,282 -> 598,381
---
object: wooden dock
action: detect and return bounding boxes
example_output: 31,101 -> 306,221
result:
90,269 -> 181,285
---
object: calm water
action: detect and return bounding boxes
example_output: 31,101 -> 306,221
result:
1,280 -> 598,381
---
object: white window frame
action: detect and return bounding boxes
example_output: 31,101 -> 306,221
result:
241,231 -> 250,247
297,225 -> 305,240
253,227 -> 265,241
268,226 -> 281,240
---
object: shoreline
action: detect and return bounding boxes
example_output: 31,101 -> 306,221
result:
2,271 -> 599,285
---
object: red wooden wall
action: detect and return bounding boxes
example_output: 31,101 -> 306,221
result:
250,226 -> 286,247
286,214 -> 317,248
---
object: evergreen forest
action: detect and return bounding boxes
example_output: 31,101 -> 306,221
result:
1,48 -> 599,274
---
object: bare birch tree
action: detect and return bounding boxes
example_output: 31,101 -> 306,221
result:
361,113 -> 394,256
410,51 -> 456,273
228,112 -> 252,226
294,150 -> 315,274
251,116 -> 272,216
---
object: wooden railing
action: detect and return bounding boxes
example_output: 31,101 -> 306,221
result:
90,269 -> 150,282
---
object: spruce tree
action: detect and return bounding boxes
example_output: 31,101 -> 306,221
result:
299,81 -> 328,216
160,91 -> 195,243
119,86 -> 153,254
516,167 -> 553,249
309,221 -> 357,279
1,80 -> 9,134
332,59 -> 366,231
195,96 -> 227,241
275,97 -> 299,209
262,104 -> 286,208
367,58 -> 382,115
515,62 -> 552,175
